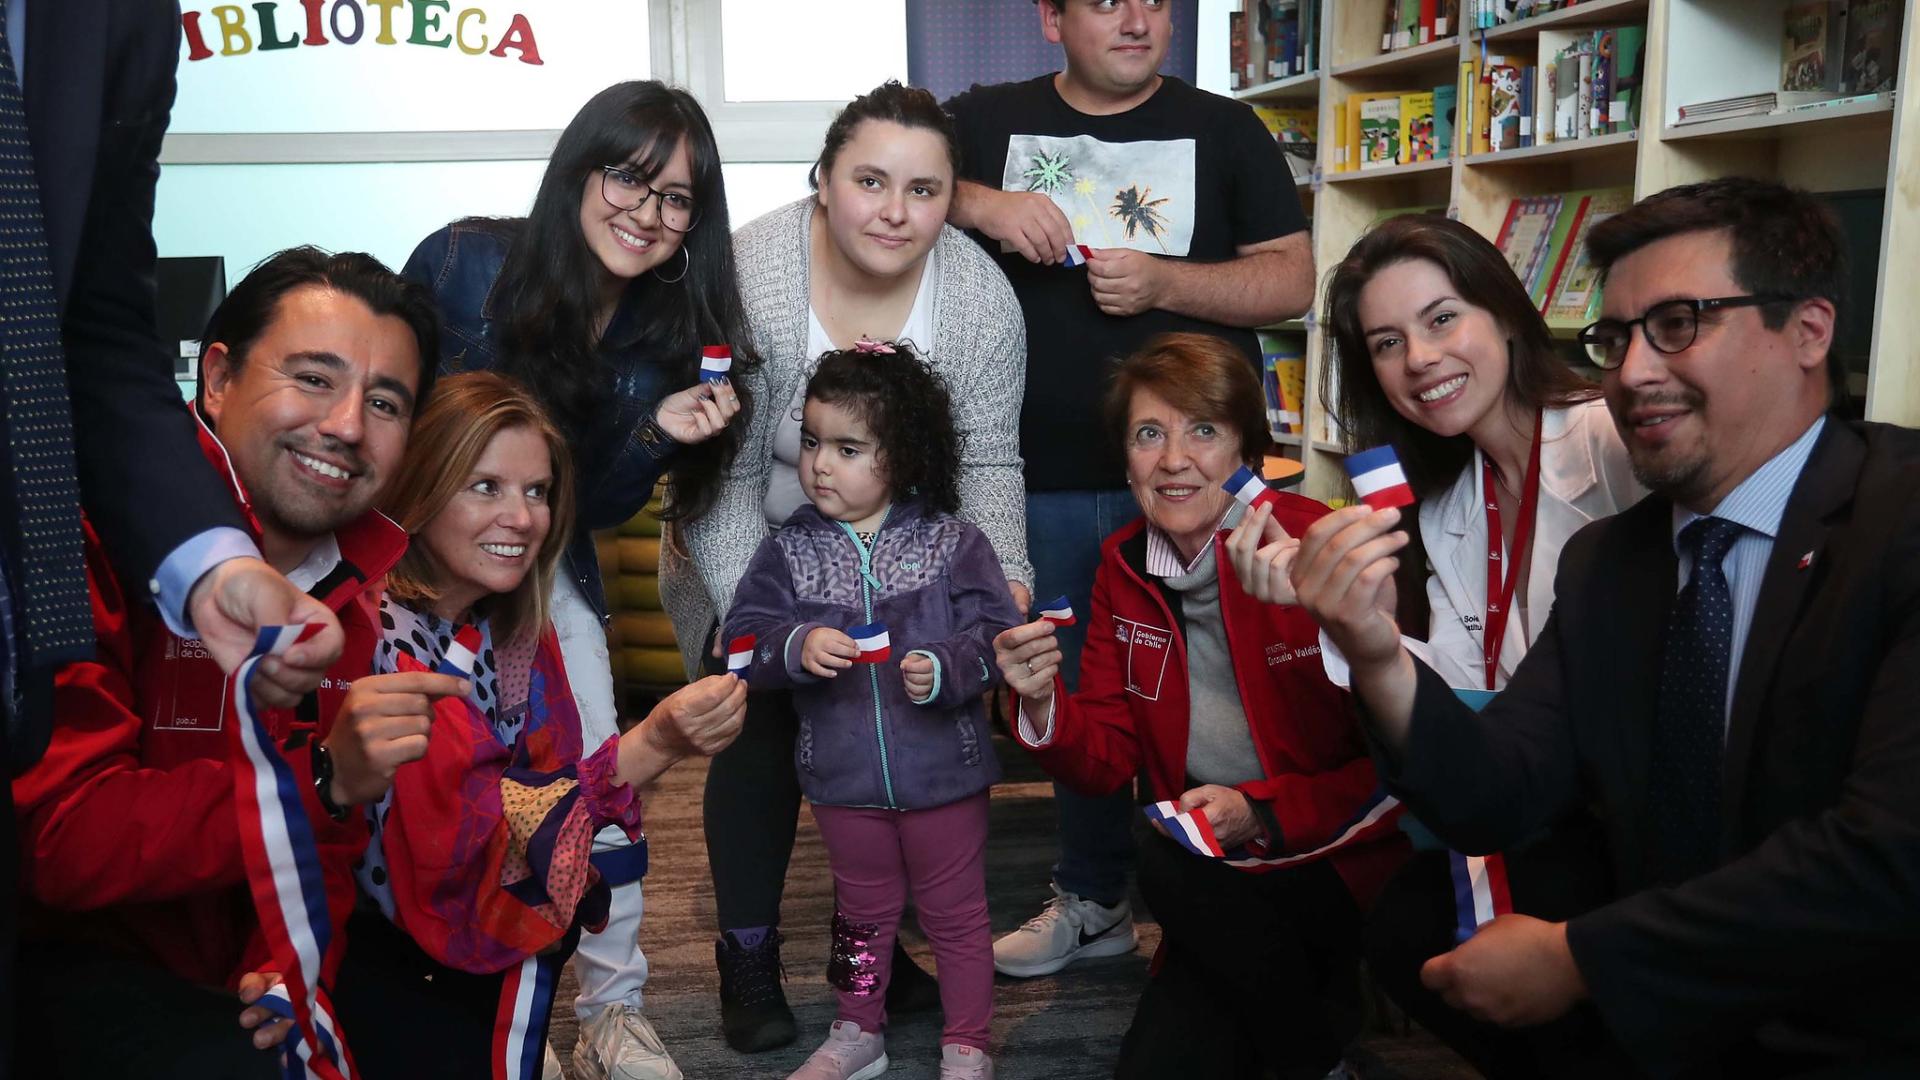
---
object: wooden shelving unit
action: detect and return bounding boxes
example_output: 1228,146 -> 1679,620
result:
1226,0 -> 1919,502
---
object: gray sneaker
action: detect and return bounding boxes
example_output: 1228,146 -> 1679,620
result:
572,1003 -> 685,1080
990,884 -> 1135,978
786,1020 -> 889,1080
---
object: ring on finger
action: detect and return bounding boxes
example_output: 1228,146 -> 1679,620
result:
1023,660 -> 1034,675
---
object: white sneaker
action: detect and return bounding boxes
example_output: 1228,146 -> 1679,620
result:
786,1020 -> 889,1080
938,1043 -> 994,1079
572,1003 -> 685,1080
991,884 -> 1135,978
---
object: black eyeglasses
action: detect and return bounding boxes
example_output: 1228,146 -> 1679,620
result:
598,165 -> 699,233
1577,295 -> 1798,369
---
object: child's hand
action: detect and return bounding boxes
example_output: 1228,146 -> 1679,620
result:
901,652 -> 935,702
803,627 -> 859,678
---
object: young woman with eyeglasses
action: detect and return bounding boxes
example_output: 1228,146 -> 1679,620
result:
402,80 -> 757,1080
1317,213 -> 1644,1078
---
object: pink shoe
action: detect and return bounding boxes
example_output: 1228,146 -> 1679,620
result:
938,1043 -> 993,1079
786,1021 -> 888,1080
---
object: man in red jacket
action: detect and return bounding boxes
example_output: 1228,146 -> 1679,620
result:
10,248 -> 467,1079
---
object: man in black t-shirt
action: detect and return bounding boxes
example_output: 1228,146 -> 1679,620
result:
945,0 -> 1313,991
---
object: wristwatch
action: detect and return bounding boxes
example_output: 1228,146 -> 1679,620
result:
311,742 -> 351,822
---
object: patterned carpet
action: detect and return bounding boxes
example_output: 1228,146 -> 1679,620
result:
547,734 -> 1478,1080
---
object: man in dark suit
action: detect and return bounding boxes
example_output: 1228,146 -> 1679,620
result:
1294,177 -> 1920,1076
4,2 -> 346,1074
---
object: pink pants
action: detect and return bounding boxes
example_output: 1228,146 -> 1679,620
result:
810,792 -> 993,1050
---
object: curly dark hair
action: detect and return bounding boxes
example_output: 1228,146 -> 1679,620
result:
802,343 -> 961,514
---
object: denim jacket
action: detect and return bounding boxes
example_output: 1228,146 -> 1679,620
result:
723,500 -> 1022,811
402,222 -> 681,619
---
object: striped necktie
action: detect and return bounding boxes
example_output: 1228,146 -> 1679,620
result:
0,3 -> 93,669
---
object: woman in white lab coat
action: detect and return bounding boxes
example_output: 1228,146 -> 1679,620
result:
1313,213 -> 1644,1079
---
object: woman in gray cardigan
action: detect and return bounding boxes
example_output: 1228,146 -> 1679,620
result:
657,82 -> 1031,1057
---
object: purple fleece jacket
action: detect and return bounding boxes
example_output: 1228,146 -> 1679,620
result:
724,500 -> 1022,810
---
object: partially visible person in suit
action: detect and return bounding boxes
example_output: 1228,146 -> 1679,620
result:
3,3 -> 346,1075
1294,176 -> 1920,1076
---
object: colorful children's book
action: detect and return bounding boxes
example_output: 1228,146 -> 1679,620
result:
1494,196 -> 1564,294
1590,29 -> 1615,136
1472,58 -> 1495,154
1782,1 -> 1841,92
1254,106 -> 1318,180
1554,46 -> 1583,139
1400,91 -> 1437,163
1434,82 -> 1458,160
1333,101 -> 1351,171
1229,10 -> 1248,90
1842,0 -> 1901,94
1360,96 -> 1404,170
1489,62 -> 1523,150
1546,187 -> 1634,323
1258,333 -> 1307,435
1612,25 -> 1647,131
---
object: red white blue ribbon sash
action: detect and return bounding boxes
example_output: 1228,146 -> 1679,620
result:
1221,464 -> 1281,512
1033,595 -> 1075,627
1144,791 -> 1402,869
727,633 -> 756,676
1343,445 -> 1416,510
229,622 -> 355,1080
1143,800 -> 1229,858
1063,244 -> 1093,267
699,345 -> 732,383
849,623 -> 891,663
492,949 -> 565,1080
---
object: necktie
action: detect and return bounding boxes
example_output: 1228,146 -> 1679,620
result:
0,3 -> 93,671
1647,516 -> 1743,884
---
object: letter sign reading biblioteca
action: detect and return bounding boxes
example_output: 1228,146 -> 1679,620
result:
169,0 -> 646,135
182,1 -> 541,64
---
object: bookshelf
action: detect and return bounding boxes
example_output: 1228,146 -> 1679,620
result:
1225,0 -> 1919,502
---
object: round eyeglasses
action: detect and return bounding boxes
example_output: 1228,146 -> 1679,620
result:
1576,295 -> 1797,369
599,165 -> 699,233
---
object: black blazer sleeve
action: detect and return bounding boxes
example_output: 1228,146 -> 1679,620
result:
37,0 -> 247,592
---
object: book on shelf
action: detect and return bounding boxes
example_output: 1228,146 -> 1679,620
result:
1258,0 -> 1302,81
1458,60 -> 1477,158
1674,89 -> 1845,123
1472,58 -> 1494,154
1782,1 -> 1843,93
1402,0 -> 1424,49
1229,9 -> 1248,90
1842,0 -> 1902,94
1258,333 -> 1307,437
1545,187 -> 1634,323
1360,96 -> 1403,170
1400,91 -> 1437,163
1611,25 -> 1646,133
1254,105 -> 1319,181
1433,82 -> 1458,160
1383,0 -> 1401,53
1589,28 -> 1614,137
1332,101 -> 1350,171
1494,196 -> 1564,300
1489,62 -> 1524,151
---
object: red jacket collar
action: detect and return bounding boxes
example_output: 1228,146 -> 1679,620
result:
191,404 -> 408,600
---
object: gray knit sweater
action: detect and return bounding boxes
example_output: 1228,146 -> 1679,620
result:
661,196 -> 1032,676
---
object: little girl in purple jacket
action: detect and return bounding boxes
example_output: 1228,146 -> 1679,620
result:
725,344 -> 1023,1080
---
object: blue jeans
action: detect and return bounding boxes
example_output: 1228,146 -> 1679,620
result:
1026,489 -> 1141,907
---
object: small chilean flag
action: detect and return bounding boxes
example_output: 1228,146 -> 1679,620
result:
700,345 -> 732,383
1344,445 -> 1416,510
1221,464 -> 1281,512
1034,595 -> 1075,627
727,634 -> 756,676
439,624 -> 482,680
1063,244 -> 1093,267
1143,801 -> 1228,858
848,623 -> 891,663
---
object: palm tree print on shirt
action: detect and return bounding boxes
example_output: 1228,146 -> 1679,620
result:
1022,150 -> 1074,195
1109,185 -> 1172,252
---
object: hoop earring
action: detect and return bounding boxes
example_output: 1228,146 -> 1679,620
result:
653,245 -> 690,284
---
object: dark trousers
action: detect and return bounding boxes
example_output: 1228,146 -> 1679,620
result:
1117,830 -> 1364,1080
332,906 -> 575,1080
13,939 -> 279,1080
1363,816 -> 1630,1079
702,682 -> 805,932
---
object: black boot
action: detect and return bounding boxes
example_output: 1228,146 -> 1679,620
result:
885,937 -> 942,1016
717,929 -> 797,1053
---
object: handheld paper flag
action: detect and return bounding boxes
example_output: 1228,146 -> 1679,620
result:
727,634 -> 756,676
1343,445 -> 1415,510
1063,244 -> 1093,267
1221,464 -> 1281,512
848,623 -> 891,663
1034,595 -> 1075,627
440,624 -> 482,680
700,345 -> 732,383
